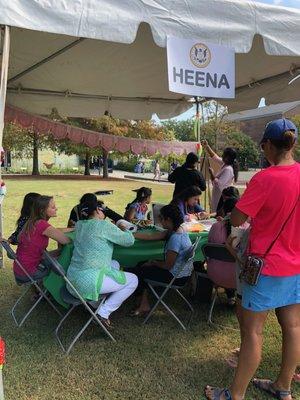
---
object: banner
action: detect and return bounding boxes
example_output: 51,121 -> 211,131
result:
167,36 -> 235,99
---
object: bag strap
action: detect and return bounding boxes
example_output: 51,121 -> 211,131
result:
263,196 -> 299,257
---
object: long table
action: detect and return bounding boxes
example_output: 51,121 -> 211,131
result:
44,229 -> 208,308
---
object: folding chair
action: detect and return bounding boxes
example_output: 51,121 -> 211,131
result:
43,251 -> 115,355
143,236 -> 201,331
151,203 -> 166,227
201,243 -> 236,326
1,240 -> 62,327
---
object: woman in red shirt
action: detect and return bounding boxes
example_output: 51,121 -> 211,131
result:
14,195 -> 71,281
205,119 -> 300,400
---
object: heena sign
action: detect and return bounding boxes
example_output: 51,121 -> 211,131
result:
167,36 -> 235,99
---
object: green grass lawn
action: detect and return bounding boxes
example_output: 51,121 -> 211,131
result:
0,178 -> 298,400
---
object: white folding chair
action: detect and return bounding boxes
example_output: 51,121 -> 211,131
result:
151,203 -> 166,227
143,236 -> 201,331
43,251 -> 116,355
1,240 -> 62,327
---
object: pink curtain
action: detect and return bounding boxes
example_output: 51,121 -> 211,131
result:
4,105 -> 198,156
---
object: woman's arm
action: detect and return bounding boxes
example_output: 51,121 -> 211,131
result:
230,207 -> 248,227
134,230 -> 167,241
151,250 -> 178,270
58,227 -> 75,233
104,221 -> 135,247
43,226 -> 71,245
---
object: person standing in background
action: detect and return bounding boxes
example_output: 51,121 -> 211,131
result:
153,160 -> 161,181
168,152 -> 206,198
201,141 -> 239,212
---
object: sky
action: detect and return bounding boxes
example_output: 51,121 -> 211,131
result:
155,0 -> 300,123
255,0 -> 300,8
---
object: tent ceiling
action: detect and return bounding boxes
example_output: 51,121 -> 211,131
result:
1,0 -> 300,117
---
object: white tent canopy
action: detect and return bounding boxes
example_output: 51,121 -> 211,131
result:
1,0 -> 300,119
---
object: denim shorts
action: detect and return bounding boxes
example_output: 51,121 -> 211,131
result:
242,273 -> 300,312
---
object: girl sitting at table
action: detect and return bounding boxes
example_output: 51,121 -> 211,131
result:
124,187 -> 152,222
68,193 -> 97,227
14,195 -> 71,283
66,198 -> 138,328
8,192 -> 41,245
171,185 -> 209,221
216,186 -> 240,218
130,204 -> 193,316
207,197 -> 240,306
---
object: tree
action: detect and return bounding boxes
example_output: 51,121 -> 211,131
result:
3,122 -> 57,175
291,115 -> 300,161
201,120 -> 259,169
161,119 -> 195,142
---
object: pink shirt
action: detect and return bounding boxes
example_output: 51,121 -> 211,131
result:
14,219 -> 51,277
236,163 -> 300,277
211,155 -> 234,212
207,220 -> 236,288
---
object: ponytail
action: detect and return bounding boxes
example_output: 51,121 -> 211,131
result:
126,187 -> 152,211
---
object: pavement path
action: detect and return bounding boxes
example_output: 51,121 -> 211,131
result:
91,168 -> 259,188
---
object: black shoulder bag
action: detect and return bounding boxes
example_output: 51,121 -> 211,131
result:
241,197 -> 299,286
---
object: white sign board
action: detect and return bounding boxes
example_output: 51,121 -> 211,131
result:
167,36 -> 235,98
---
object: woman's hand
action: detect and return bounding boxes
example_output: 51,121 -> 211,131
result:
201,140 -> 216,158
197,211 -> 210,220
225,235 -> 238,259
201,139 -> 208,148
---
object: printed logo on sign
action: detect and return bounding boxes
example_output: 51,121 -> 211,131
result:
190,43 -> 211,68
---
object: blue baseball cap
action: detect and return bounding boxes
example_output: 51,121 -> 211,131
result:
261,118 -> 298,143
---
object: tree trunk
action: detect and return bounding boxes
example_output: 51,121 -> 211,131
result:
32,131 -> 40,175
102,148 -> 108,178
84,151 -> 91,175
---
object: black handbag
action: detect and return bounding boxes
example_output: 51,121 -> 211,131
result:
241,196 -> 299,286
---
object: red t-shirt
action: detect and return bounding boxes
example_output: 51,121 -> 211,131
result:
14,219 -> 51,277
236,163 -> 300,277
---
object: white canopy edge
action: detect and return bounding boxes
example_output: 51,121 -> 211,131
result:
1,0 -> 300,55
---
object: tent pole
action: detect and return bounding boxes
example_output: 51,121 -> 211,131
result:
0,26 -> 10,267
8,38 -> 85,84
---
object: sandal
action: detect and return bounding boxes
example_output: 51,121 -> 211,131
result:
96,316 -> 113,330
252,378 -> 292,399
129,309 -> 149,317
204,386 -> 233,400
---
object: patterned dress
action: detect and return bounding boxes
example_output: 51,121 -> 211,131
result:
66,219 -> 134,300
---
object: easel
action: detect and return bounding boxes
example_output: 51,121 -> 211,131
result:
194,97 -> 212,212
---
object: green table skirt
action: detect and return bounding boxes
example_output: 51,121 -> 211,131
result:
44,230 -> 208,308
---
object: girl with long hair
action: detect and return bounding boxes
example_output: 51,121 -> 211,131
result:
201,141 -> 239,212
131,204 -> 193,316
171,185 -> 207,221
8,192 -> 41,245
14,195 -> 71,282
124,187 -> 152,222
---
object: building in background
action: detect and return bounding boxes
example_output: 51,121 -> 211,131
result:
225,101 -> 300,143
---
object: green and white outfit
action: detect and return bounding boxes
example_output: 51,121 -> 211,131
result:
67,219 -> 138,318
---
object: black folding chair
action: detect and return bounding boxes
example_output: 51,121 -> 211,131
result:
43,251 -> 115,355
201,243 -> 236,325
143,236 -> 201,331
1,240 -> 62,327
